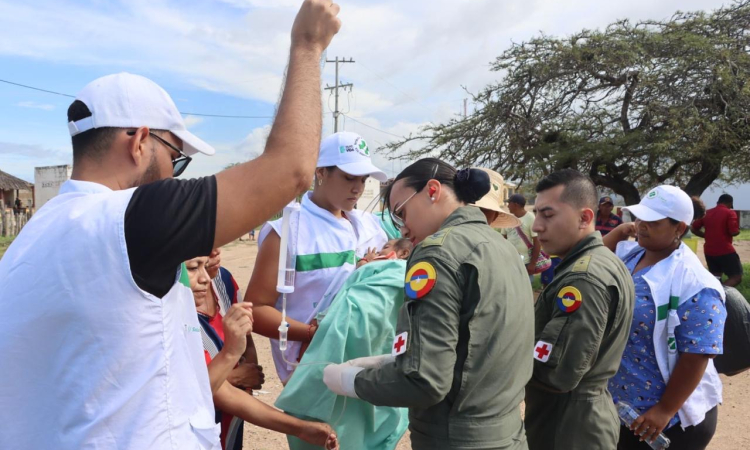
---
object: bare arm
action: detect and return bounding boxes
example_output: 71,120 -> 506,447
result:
207,349 -> 243,394
244,232 -> 316,341
213,0 -> 341,248
602,222 -> 636,252
215,382 -> 338,449
631,353 -> 711,443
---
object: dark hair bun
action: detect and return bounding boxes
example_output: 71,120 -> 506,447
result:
453,168 -> 490,204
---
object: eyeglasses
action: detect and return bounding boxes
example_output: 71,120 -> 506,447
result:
390,190 -> 418,228
389,164 -> 439,228
126,130 -> 192,177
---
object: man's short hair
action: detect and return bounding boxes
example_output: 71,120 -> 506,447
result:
535,169 -> 598,212
718,194 -> 734,206
507,193 -> 526,207
67,100 -> 121,164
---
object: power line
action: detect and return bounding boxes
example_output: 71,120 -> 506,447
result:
0,78 -> 274,119
0,79 -> 75,98
342,113 -> 406,139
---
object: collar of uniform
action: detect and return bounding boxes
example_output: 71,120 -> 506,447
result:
59,179 -> 114,195
557,231 -> 602,272
439,205 -> 488,229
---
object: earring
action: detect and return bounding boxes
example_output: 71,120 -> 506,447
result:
318,178 -> 323,186
431,197 -> 435,202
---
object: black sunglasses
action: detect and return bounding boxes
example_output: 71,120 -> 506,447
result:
126,130 -> 192,177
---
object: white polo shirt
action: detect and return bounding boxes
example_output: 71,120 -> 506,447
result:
0,180 -> 219,449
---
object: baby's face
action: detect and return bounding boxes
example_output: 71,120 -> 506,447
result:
379,240 -> 398,256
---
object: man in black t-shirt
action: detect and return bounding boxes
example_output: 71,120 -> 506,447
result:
0,2 -> 342,449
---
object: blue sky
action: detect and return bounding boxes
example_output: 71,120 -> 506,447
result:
2,0 -> 748,208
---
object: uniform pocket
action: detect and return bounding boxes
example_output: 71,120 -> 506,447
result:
537,315 -> 569,368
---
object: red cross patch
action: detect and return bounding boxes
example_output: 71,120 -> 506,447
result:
534,340 -> 553,363
392,332 -> 408,356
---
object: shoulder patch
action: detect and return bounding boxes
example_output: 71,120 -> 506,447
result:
571,255 -> 591,273
556,286 -> 583,313
420,227 -> 454,248
405,261 -> 437,299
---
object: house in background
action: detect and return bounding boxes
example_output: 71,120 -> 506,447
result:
0,169 -> 34,212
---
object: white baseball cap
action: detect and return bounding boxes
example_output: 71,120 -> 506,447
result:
623,185 -> 694,225
67,73 -> 215,156
317,132 -> 387,181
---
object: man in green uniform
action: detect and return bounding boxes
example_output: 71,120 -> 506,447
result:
525,169 -> 635,450
324,206 -> 534,450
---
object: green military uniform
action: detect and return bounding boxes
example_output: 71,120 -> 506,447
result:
354,206 -> 535,450
525,232 -> 635,450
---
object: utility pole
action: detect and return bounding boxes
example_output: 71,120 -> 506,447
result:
324,57 -> 355,132
463,98 -> 468,118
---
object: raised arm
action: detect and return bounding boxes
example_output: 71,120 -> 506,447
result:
602,222 -> 636,252
213,0 -> 341,248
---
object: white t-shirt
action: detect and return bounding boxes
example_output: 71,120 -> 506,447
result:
501,211 -> 537,264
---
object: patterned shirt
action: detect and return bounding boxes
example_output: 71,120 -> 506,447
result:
608,249 -> 726,430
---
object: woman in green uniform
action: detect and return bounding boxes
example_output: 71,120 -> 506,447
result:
323,158 -> 535,450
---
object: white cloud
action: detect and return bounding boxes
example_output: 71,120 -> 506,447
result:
0,0 -> 733,179
182,115 -> 204,129
17,101 -> 55,111
235,125 -> 272,160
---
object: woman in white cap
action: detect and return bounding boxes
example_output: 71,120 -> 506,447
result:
603,185 -> 727,450
246,132 -> 389,382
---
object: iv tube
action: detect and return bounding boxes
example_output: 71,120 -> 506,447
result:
277,201 -> 300,353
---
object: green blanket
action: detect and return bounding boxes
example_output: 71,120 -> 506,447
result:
275,260 -> 409,450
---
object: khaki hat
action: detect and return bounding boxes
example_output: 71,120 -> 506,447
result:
470,167 -> 520,229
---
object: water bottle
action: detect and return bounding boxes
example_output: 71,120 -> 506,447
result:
616,401 -> 671,449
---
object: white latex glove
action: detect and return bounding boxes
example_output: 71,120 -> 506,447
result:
323,364 -> 364,398
345,354 -> 396,369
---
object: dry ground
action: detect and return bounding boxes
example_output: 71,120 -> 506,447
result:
219,238 -> 750,450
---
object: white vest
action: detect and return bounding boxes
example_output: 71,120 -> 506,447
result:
0,180 -> 219,450
259,193 -> 387,381
617,241 -> 726,429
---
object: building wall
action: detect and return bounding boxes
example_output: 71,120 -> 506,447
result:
34,165 -> 72,209
356,177 -> 385,212
739,210 -> 750,230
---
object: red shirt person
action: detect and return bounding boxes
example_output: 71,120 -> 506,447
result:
692,194 -> 743,287
595,196 -> 623,236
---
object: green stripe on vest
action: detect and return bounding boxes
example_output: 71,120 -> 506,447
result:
657,296 -> 681,321
296,251 -> 356,272
179,263 -> 191,288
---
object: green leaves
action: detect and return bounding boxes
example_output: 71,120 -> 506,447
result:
384,1 -> 750,203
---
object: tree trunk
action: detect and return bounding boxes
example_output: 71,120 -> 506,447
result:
684,157 -> 723,198
589,171 -> 642,206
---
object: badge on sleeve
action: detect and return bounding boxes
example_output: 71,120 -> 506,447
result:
392,331 -> 408,356
534,340 -> 553,363
405,262 -> 437,299
556,286 -> 583,313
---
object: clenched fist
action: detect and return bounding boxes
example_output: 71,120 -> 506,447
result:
223,303 -> 254,359
291,0 -> 342,54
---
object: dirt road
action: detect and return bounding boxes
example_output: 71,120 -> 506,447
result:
219,239 -> 750,450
